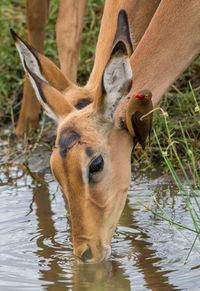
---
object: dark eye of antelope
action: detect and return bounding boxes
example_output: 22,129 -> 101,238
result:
89,155 -> 104,180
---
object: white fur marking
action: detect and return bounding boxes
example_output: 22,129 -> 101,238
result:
28,74 -> 58,122
16,40 -> 58,121
15,42 -> 45,82
82,167 -> 88,189
103,57 -> 132,119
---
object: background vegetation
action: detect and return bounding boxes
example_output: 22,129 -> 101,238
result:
0,0 -> 199,170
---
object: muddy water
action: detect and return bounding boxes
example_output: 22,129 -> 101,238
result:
0,144 -> 200,290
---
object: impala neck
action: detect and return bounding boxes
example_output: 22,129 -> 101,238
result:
86,0 -> 160,93
130,0 -> 200,106
87,0 -> 200,107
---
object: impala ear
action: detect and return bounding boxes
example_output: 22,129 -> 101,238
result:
113,10 -> 133,57
93,10 -> 133,120
10,29 -> 73,92
11,29 -> 76,122
24,61 -> 75,122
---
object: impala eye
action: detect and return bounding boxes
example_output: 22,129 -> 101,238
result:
89,155 -> 104,178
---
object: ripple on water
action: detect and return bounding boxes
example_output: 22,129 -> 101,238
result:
0,167 -> 200,290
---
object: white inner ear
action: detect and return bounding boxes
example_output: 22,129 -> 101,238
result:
15,41 -> 45,82
103,56 -> 132,120
16,40 -> 58,122
28,74 -> 58,122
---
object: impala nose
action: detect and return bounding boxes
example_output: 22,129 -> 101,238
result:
80,246 -> 93,262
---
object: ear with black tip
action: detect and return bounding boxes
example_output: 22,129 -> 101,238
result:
24,61 -> 75,122
10,29 -> 72,92
93,9 -> 134,120
113,10 -> 133,57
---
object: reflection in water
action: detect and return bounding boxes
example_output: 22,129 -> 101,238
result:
32,173 -> 178,290
33,173 -> 68,289
33,173 -> 131,290
0,165 -> 199,290
119,199 -> 179,291
72,261 -> 131,291
0,165 -> 26,186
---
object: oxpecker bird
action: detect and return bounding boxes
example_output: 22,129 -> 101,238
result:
126,89 -> 153,149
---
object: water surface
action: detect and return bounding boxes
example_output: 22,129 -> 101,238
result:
0,143 -> 199,290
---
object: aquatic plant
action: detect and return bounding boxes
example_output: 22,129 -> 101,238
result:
140,84 -> 200,263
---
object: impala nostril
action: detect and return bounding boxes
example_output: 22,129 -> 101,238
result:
81,246 -> 93,262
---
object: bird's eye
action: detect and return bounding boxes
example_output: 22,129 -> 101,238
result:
89,155 -> 104,178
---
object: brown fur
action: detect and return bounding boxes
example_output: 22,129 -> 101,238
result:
16,0 -> 87,136
12,0 -> 200,262
50,108 -> 133,261
13,26 -> 134,260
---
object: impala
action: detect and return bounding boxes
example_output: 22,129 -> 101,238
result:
12,0 -> 200,262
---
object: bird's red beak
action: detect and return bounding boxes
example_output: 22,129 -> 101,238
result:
134,93 -> 143,99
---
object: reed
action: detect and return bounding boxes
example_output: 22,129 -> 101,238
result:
141,86 -> 200,262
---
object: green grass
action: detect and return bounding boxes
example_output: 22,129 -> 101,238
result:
136,58 -> 200,169
0,0 -> 104,124
0,0 -> 26,122
138,88 -> 200,262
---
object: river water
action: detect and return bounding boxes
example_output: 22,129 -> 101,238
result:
0,137 -> 199,291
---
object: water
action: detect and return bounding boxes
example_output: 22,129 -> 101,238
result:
0,144 -> 200,290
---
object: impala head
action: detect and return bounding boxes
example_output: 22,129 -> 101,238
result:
11,10 -> 151,262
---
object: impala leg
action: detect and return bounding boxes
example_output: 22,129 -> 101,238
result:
56,0 -> 88,83
15,0 -> 50,137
